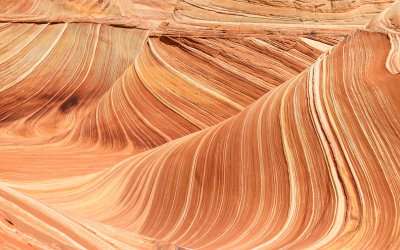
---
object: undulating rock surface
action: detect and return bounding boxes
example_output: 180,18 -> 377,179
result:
1,0 -> 400,249
172,0 -> 394,24
0,0 -> 177,29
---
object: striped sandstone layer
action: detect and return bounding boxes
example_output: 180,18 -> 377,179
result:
0,25 -> 347,180
1,0 -> 400,249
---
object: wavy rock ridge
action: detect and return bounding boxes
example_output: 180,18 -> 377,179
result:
1,0 -> 400,249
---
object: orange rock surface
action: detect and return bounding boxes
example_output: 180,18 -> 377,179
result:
1,0 -> 400,249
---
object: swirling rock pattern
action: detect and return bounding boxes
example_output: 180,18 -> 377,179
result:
1,0 -> 400,249
0,0 -> 177,29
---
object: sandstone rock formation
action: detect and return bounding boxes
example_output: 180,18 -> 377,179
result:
172,0 -> 394,24
1,0 -> 400,249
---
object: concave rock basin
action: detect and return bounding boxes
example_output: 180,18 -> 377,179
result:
1,0 -> 400,249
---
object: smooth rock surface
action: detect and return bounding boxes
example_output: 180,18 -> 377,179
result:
1,0 -> 400,249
